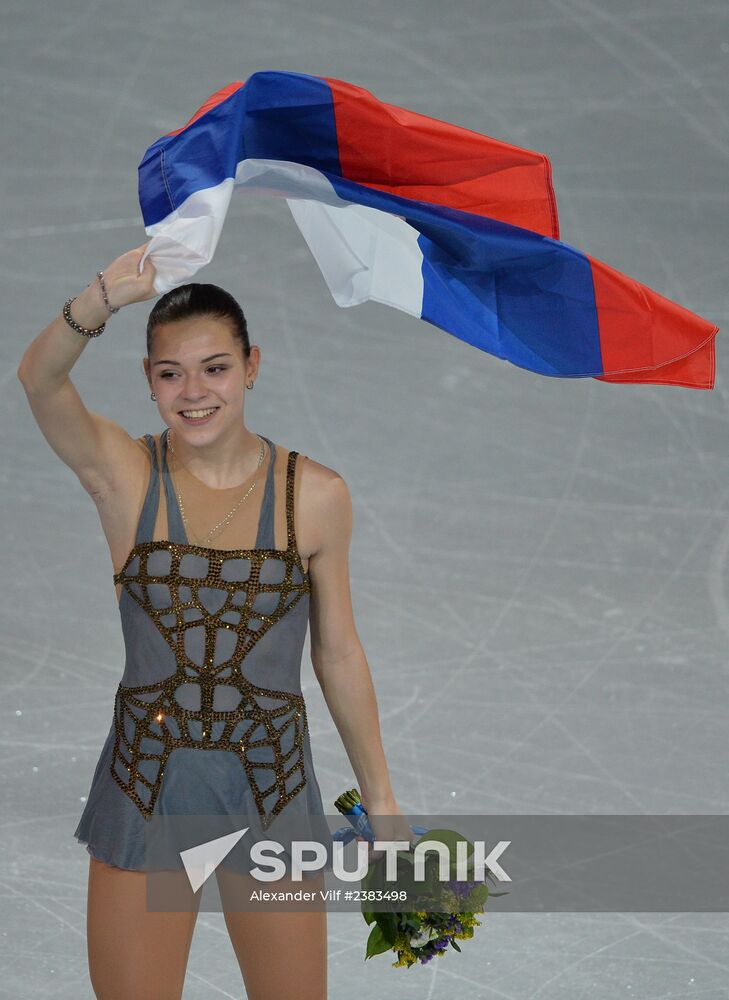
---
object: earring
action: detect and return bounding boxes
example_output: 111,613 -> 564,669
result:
246,380 -> 254,390
150,391 -> 156,401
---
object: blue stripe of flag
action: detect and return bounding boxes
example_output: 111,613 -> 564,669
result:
139,71 -> 603,377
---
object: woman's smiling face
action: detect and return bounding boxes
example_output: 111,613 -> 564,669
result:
146,314 -> 257,440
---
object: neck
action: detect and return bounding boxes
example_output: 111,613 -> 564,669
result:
168,425 -> 265,490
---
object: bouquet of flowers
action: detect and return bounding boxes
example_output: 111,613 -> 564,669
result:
333,788 -> 507,968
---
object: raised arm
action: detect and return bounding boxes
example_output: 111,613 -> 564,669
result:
16,244 -> 158,498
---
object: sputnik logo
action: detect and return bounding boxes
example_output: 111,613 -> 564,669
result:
180,827 -> 250,892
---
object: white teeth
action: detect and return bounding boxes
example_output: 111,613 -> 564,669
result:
181,407 -> 218,418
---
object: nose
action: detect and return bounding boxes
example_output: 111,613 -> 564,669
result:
181,373 -> 209,401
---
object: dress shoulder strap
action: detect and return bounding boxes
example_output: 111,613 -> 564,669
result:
134,434 -> 162,545
285,450 -> 302,553
254,436 -> 277,550
160,429 -> 188,544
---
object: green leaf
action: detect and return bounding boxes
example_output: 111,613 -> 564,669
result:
412,828 -> 476,859
365,923 -> 392,959
466,884 -> 490,906
450,939 -> 462,952
376,911 -> 398,945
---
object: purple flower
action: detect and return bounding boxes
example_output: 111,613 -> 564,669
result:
446,878 -> 480,896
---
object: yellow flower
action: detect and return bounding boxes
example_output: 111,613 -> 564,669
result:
393,955 -> 416,968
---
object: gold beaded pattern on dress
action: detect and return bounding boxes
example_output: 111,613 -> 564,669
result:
110,448 -> 311,831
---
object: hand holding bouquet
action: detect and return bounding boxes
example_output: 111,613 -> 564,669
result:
333,788 -> 507,968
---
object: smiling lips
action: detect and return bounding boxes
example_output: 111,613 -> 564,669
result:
179,406 -> 220,422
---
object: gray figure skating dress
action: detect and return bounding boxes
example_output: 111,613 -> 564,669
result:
74,428 -> 329,871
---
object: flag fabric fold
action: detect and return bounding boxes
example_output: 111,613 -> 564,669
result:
138,70 -> 718,388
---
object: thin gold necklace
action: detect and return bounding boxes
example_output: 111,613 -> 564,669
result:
168,430 -> 266,546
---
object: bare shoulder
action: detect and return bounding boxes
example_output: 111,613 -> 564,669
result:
90,416 -> 152,499
295,452 -> 352,556
298,452 -> 350,506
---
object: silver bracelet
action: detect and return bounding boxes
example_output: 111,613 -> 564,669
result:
96,270 -> 119,315
62,297 -> 106,338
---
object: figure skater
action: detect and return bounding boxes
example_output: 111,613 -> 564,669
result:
17,243 -> 411,1000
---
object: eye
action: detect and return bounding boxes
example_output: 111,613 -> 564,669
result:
159,366 -> 229,379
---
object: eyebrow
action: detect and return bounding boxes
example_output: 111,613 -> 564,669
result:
153,353 -> 234,367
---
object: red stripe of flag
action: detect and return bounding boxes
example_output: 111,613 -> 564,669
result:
324,76 -> 559,239
590,256 -> 718,388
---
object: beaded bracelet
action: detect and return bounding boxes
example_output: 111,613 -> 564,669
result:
62,297 -> 106,338
96,270 -> 119,314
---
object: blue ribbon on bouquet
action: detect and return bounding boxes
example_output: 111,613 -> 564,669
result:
332,801 -> 428,845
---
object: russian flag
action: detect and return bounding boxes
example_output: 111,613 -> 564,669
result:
138,71 -> 718,389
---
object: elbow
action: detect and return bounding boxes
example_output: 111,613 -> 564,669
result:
17,362 -> 53,395
17,356 -> 34,387
310,650 -> 332,696
16,365 -> 31,393
310,641 -> 365,689
16,369 -> 37,398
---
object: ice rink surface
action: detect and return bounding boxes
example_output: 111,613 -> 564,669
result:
2,0 -> 728,996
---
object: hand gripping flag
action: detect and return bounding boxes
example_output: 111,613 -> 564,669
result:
138,70 -> 718,388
